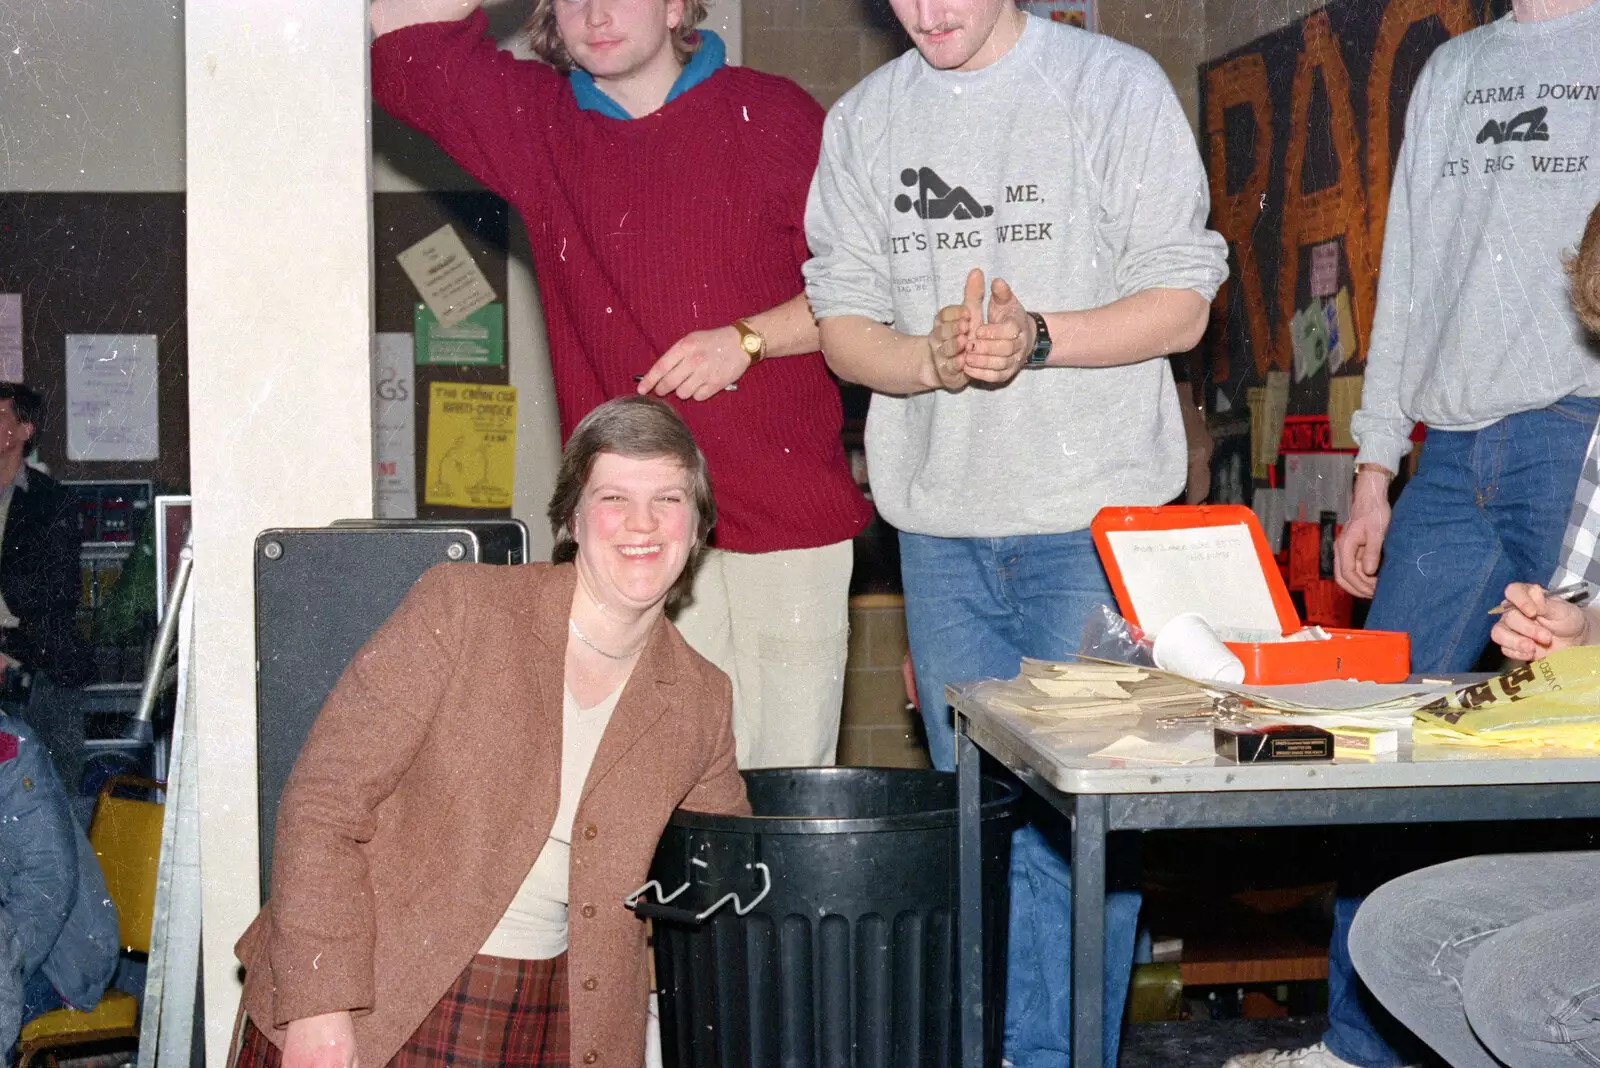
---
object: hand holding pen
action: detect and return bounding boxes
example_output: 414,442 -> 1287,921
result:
1489,581 -> 1595,661
1487,581 -> 1591,615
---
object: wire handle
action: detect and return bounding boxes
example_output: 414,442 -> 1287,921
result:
624,861 -> 772,924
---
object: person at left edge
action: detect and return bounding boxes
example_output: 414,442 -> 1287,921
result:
0,711 -> 119,1054
369,0 -> 873,770
0,384 -> 89,795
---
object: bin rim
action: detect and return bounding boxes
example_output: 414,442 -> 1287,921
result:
666,766 -> 1021,835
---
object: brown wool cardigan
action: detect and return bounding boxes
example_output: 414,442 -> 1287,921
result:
234,561 -> 750,1068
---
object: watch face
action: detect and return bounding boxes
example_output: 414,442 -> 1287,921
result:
741,333 -> 763,356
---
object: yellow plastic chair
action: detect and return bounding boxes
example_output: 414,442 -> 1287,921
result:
17,776 -> 165,1068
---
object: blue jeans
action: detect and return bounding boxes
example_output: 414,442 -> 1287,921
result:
22,969 -> 63,1023
1366,398 -> 1600,672
900,530 -> 1140,1068
1350,853 -> 1600,1068
1327,399 -> 1600,1067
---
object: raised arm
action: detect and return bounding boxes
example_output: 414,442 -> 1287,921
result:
370,0 -> 482,37
369,1 -> 560,200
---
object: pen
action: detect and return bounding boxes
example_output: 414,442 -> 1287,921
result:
632,375 -> 737,392
1487,580 -> 1592,615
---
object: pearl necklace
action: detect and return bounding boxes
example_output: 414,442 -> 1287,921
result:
568,617 -> 645,661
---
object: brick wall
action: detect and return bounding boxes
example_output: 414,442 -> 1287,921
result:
741,0 -> 1209,129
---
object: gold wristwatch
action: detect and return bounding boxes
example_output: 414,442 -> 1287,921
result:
732,319 -> 766,366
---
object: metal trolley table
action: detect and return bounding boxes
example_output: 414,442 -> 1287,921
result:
952,682 -> 1600,1068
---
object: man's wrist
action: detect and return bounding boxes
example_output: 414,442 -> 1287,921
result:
730,319 -> 766,366
1355,462 -> 1394,483
919,336 -> 943,390
1023,311 -> 1051,366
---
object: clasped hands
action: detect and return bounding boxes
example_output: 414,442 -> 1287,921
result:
928,267 -> 1037,391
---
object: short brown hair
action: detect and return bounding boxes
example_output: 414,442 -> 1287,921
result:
547,396 -> 716,600
1570,201 -> 1600,335
524,0 -> 709,74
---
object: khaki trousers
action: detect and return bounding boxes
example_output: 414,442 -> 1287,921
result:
670,540 -> 852,769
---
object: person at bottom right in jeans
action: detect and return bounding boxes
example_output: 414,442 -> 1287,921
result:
1342,418 -> 1600,1068
1230,6 -> 1600,1053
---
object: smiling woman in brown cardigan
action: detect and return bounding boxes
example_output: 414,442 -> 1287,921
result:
231,397 -> 750,1068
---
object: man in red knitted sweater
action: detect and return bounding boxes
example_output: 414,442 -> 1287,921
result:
369,0 -> 872,769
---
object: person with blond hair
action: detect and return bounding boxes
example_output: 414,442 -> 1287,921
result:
368,0 -> 872,771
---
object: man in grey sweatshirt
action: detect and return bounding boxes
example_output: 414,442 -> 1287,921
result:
803,0 -> 1226,1063
1335,0 -> 1600,673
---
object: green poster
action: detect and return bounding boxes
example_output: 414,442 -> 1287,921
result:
414,302 -> 504,366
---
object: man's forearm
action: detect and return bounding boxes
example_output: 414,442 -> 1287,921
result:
819,316 -> 939,395
1038,288 -> 1210,369
741,294 -> 820,360
370,0 -> 481,37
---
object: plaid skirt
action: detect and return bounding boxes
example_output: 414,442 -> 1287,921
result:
236,953 -> 569,1068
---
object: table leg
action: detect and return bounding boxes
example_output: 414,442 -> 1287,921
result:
1072,793 -> 1108,1068
957,712 -> 984,1068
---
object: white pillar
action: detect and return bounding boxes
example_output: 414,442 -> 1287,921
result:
504,215 -> 562,562
185,5 -> 375,1062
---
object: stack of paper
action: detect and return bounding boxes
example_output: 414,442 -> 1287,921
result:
1088,733 -> 1216,765
1210,679 -> 1458,728
975,659 -> 1214,728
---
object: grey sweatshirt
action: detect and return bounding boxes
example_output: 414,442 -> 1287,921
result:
804,15 -> 1227,538
1351,3 -> 1600,471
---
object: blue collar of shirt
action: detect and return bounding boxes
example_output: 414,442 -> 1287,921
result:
568,30 -> 725,120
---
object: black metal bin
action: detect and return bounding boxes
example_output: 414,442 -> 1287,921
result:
631,767 -> 1019,1067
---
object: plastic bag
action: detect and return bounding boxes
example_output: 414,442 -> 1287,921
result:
1078,603 -> 1156,667
1413,646 -> 1600,745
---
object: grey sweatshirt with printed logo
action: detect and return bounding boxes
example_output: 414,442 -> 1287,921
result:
1351,3 -> 1600,472
804,14 -> 1227,539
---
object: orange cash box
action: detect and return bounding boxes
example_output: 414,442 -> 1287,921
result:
1089,505 -> 1410,685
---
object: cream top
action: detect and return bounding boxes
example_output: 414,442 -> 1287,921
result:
479,679 -> 623,960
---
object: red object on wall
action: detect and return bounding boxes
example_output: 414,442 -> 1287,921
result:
1287,523 -> 1322,591
1303,578 -> 1354,628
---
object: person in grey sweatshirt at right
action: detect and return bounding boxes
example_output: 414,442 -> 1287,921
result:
802,0 -> 1226,1063
1334,0 -> 1600,679
1253,6 -> 1600,1068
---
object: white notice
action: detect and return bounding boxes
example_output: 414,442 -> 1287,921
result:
396,225 -> 496,328
1104,523 -> 1284,641
373,333 -> 417,518
65,334 -> 159,462
0,296 -> 21,383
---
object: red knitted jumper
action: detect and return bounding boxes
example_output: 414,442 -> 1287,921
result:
372,15 -> 872,554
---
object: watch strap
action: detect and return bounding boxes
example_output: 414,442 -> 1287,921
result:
732,319 -> 766,365
1025,312 -> 1051,366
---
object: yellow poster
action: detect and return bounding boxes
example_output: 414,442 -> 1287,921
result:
425,382 -> 516,508
1328,374 -> 1364,451
1335,288 -> 1358,366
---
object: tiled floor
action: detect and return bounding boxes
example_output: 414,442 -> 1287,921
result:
1120,1015 -> 1327,1068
